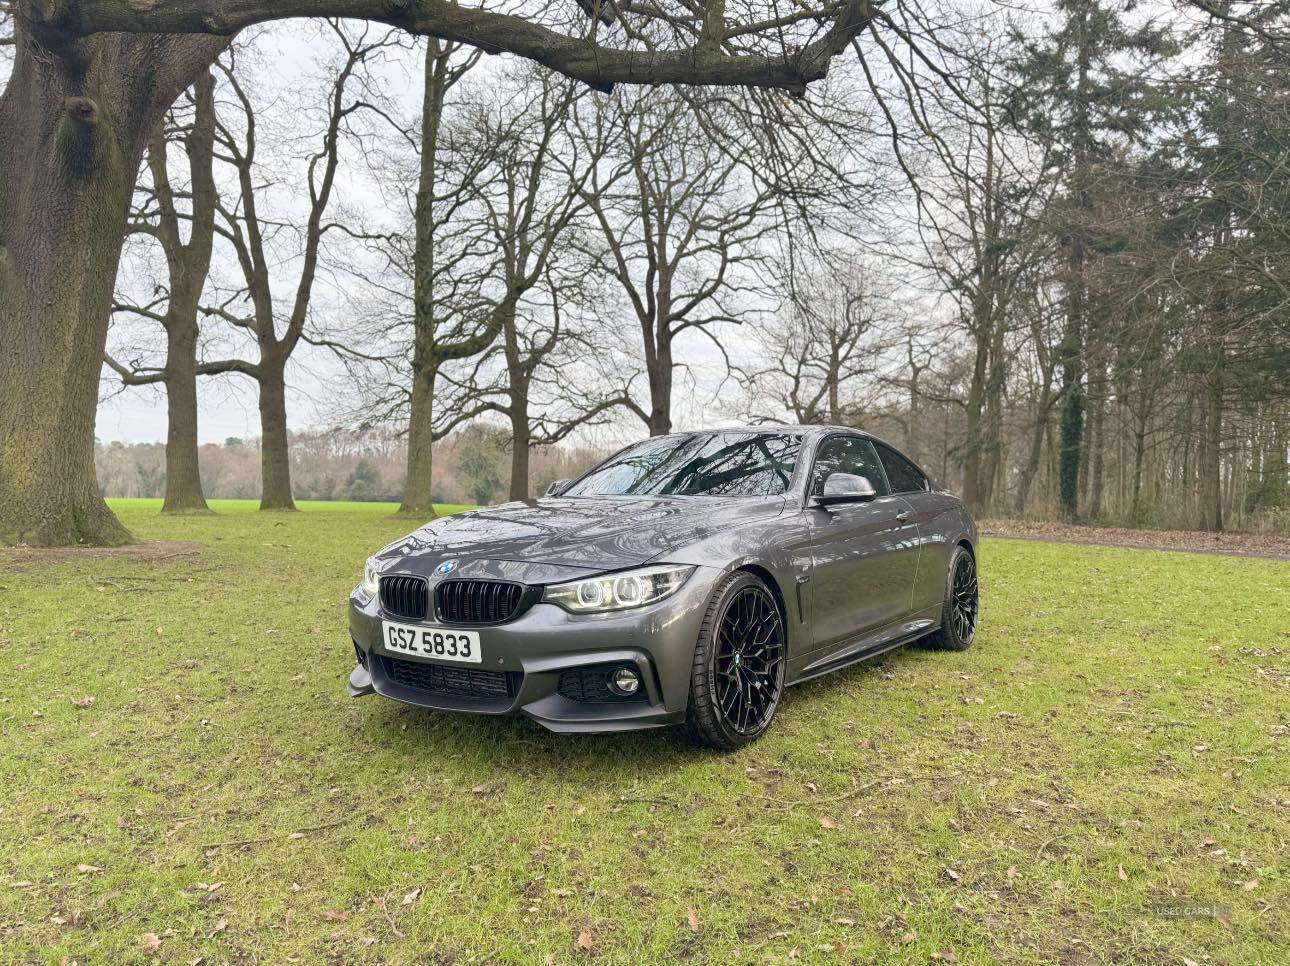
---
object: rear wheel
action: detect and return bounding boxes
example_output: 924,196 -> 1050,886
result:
923,545 -> 978,651
686,571 -> 787,750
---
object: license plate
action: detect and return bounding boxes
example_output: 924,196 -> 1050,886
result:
381,621 -> 482,664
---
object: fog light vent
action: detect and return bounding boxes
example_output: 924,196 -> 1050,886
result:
557,664 -> 647,703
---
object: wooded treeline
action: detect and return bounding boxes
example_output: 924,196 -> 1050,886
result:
95,429 -> 607,507
1,1 -> 1286,543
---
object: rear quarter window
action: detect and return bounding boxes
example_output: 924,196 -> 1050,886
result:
875,443 -> 928,494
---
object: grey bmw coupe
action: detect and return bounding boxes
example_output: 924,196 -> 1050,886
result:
347,426 -> 978,749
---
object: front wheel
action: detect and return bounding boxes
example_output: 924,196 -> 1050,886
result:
923,545 -> 979,651
685,571 -> 787,750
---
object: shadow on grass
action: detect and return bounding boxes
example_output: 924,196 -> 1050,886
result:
351,639 -> 941,784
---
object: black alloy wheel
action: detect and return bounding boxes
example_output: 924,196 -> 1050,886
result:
687,571 -> 787,749
950,551 -> 979,644
924,545 -> 978,652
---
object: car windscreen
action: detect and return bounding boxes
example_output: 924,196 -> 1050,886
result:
564,432 -> 800,498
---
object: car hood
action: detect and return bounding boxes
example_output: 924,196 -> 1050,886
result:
374,495 -> 787,578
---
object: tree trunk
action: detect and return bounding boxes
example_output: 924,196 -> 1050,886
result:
159,70 -> 217,514
1057,361 -> 1084,521
1130,409 -> 1148,526
647,332 -> 674,436
1015,399 -> 1049,516
399,366 -> 438,518
960,346 -> 988,512
1199,346 -> 1224,532
257,357 -> 296,511
0,28 -> 222,546
161,320 -> 210,513
509,412 -> 531,502
1086,361 -> 1105,519
826,345 -> 841,423
979,348 -> 1007,510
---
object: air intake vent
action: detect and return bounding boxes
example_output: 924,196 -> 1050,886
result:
436,580 -> 525,624
558,665 -> 646,703
381,656 -> 517,699
379,574 -> 429,622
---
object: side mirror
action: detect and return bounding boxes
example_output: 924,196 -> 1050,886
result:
544,479 -> 571,497
815,473 -> 878,506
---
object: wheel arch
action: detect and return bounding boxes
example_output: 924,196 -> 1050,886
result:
733,562 -> 790,628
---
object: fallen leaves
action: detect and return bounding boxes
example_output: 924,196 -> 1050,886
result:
321,908 -> 348,922
1117,864 -> 1128,881
70,696 -> 95,708
76,864 -> 102,874
943,867 -> 962,883
977,518 -> 1290,558
141,933 -> 162,955
576,929 -> 594,951
472,781 -> 505,797
686,907 -> 699,933
402,888 -> 422,906
818,816 -> 838,829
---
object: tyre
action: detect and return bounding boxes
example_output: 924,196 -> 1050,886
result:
922,544 -> 979,651
685,571 -> 787,750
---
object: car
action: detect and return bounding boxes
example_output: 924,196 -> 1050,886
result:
347,426 -> 979,749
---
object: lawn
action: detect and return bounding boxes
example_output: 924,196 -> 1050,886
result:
1,501 -> 1285,963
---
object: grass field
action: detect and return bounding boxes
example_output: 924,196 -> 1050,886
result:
1,500 -> 1285,963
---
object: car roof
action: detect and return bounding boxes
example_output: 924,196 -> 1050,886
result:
658,424 -> 871,439
653,425 -> 933,482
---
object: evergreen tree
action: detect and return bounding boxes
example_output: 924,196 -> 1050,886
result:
1007,0 -> 1174,519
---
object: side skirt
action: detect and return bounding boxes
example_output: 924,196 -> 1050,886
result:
786,609 -> 940,687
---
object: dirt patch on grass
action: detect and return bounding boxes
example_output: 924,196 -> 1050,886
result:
981,518 -> 1290,561
0,540 -> 200,572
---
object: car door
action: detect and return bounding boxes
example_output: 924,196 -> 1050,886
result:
873,440 -> 952,614
806,434 -> 922,650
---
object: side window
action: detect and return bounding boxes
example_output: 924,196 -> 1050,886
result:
811,436 -> 890,497
875,443 -> 928,494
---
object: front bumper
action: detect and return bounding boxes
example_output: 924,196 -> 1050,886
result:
347,566 -> 720,733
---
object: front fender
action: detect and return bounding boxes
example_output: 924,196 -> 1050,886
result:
656,509 -> 812,662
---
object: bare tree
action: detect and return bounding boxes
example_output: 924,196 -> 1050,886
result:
743,253 -> 888,426
435,67 -> 628,500
104,70 -> 219,513
575,88 -> 783,435
328,52 -> 628,514
197,23 -> 403,510
905,41 -> 1051,513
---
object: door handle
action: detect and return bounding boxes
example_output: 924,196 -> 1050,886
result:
896,510 -> 911,523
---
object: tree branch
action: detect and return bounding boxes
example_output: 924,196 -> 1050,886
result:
64,0 -> 875,93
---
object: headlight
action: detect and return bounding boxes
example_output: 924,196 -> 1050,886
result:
361,556 -> 380,597
543,564 -> 694,614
